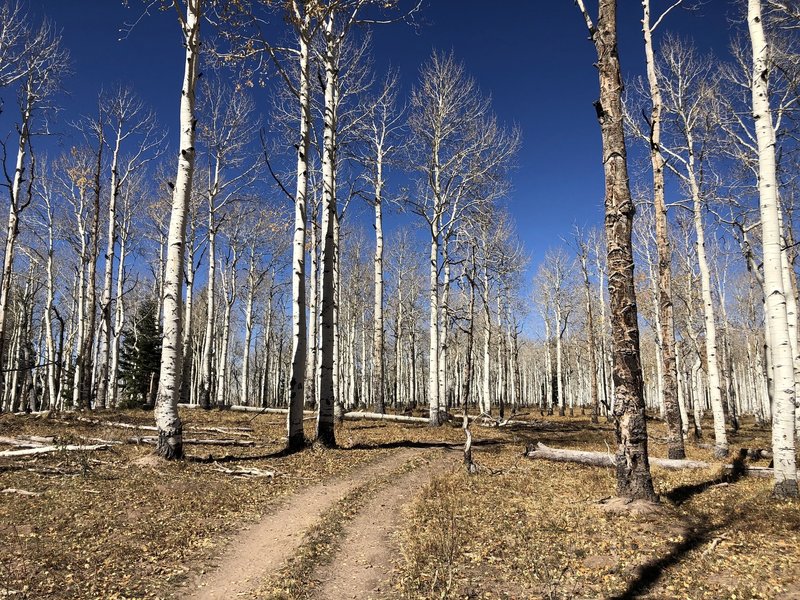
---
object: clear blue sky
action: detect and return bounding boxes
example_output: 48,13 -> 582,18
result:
30,0 -> 740,310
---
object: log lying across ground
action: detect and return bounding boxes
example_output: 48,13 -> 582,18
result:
0,444 -> 112,458
73,416 -> 253,437
178,403 -> 317,417
179,403 -> 431,424
341,411 -> 430,424
125,437 -> 256,447
524,442 -> 778,478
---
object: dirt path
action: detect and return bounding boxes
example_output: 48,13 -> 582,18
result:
311,451 -> 452,600
185,447 -> 425,600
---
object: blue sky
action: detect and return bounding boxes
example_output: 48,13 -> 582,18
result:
29,0 -> 742,326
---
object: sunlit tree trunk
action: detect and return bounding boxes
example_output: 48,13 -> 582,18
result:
642,0 -> 685,459
372,185 -> 385,412
576,0 -> 656,500
317,14 -> 338,446
198,217 -> 216,410
215,250 -> 237,409
287,7 -> 311,449
155,0 -> 201,459
748,0 -> 798,497
96,120 -> 122,410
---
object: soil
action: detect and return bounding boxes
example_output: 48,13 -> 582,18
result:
0,409 -> 798,600
310,451 -> 453,600
185,447 -> 430,600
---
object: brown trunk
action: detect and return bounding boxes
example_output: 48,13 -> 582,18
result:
580,0 -> 657,501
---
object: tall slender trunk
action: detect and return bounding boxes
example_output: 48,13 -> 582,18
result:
155,0 -> 201,459
287,13 -> 311,448
373,158 -> 385,412
439,253 -> 450,413
748,0 -> 798,497
181,213 -> 198,405
109,217 -> 128,409
199,221 -> 216,409
556,304 -> 565,417
96,129 -> 122,410
642,0 -> 685,458
80,124 -> 104,410
428,231 -> 440,423
305,198 -> 318,408
215,262 -> 235,409
241,249 -> 256,407
579,250 -> 600,423
0,87 -> 33,407
316,18 -> 337,446
577,0 -> 656,500
689,172 -> 728,456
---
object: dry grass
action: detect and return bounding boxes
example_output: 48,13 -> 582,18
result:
0,409 -> 797,600
0,409 -> 392,599
394,415 -> 800,600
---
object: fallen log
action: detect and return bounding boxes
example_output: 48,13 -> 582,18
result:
525,442 -> 712,469
211,465 -> 274,478
73,416 -> 254,437
0,436 -> 49,448
523,442 -> 779,478
178,403 -> 315,416
229,406 -> 316,417
1,488 -> 42,497
125,436 -> 256,447
0,444 -> 111,458
341,411 -> 430,424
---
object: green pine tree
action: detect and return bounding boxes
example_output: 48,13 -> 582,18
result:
118,298 -> 161,409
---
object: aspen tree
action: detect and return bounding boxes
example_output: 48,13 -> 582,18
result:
641,0 -> 686,458
96,89 -> 162,410
358,72 -> 402,413
408,52 -> 518,425
575,0 -> 657,500
658,38 -> 729,456
748,0 -> 798,497
154,0 -> 201,459
574,227 -> 601,424
0,20 -> 66,406
196,79 -> 258,409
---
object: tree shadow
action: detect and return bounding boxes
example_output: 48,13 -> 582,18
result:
611,457 -> 751,599
186,444 -> 307,464
609,525 -> 712,600
664,449 -> 747,506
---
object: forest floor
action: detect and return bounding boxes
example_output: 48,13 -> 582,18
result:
0,408 -> 798,600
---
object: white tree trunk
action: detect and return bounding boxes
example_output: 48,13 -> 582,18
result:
373,174 -> 384,412
154,0 -> 200,459
316,18 -> 338,446
748,0 -> 798,497
287,13 -> 311,448
199,223 -> 216,409
428,232 -> 440,424
241,250 -> 256,407
690,171 -> 728,456
96,128 -> 122,410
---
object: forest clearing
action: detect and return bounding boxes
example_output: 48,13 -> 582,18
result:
0,0 -> 799,598
0,409 -> 797,599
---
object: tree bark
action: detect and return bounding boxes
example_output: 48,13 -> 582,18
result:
316,15 -> 338,447
576,0 -> 657,501
748,0 -> 798,498
373,158 -> 385,413
641,0 -> 686,460
154,0 -> 201,460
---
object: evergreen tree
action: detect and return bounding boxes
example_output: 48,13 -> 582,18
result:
118,298 -> 161,408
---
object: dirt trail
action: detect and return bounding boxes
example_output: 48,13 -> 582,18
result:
311,451 -> 452,600
184,447 -> 424,600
